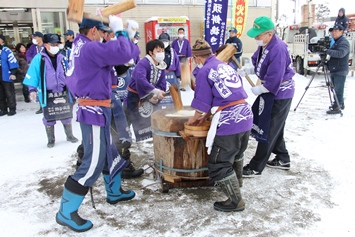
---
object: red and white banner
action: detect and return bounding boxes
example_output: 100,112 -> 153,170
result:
232,0 -> 249,38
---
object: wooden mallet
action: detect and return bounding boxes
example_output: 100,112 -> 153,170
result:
231,56 -> 256,87
67,0 -> 136,24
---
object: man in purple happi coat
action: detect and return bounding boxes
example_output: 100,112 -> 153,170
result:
55,16 -> 140,232
187,39 -> 253,213
171,28 -> 192,63
242,16 -> 295,177
26,31 -> 45,63
125,39 -> 167,141
24,33 -> 78,148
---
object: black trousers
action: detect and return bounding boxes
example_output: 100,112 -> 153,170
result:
0,81 -> 16,112
208,130 -> 251,182
249,98 -> 292,172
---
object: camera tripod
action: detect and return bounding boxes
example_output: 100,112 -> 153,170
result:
293,55 -> 343,116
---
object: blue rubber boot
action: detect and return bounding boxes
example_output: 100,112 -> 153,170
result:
103,172 -> 135,204
56,177 -> 93,232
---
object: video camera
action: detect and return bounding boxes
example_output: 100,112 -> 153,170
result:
311,36 -> 331,53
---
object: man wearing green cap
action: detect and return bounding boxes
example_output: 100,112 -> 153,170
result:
242,16 -> 295,177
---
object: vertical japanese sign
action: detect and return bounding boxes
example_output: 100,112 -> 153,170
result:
232,0 -> 249,38
204,0 -> 228,53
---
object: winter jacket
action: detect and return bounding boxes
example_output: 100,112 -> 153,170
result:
225,36 -> 243,58
334,8 -> 349,31
326,35 -> 349,76
0,45 -> 19,82
14,52 -> 29,82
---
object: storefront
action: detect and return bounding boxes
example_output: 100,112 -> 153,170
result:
0,1 -> 68,49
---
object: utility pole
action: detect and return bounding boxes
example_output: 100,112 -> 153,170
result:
293,0 -> 297,24
308,0 -> 312,28
276,0 -> 279,22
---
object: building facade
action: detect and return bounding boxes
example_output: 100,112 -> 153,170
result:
0,0 -> 274,54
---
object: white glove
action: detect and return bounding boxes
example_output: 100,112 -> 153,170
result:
109,15 -> 123,32
149,94 -> 159,104
152,88 -> 166,100
29,91 -> 37,102
251,85 -> 269,96
126,19 -> 139,39
237,68 -> 246,77
124,58 -> 135,66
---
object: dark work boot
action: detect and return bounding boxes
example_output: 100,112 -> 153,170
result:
36,107 -> 42,114
214,173 -> 245,212
117,141 -> 144,179
8,109 -> 16,116
45,126 -> 55,148
0,110 -> 8,116
122,160 -> 144,179
233,158 -> 244,187
63,124 -> 79,143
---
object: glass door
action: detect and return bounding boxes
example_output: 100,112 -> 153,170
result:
32,8 -> 68,41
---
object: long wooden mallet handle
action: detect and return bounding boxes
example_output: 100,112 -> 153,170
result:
83,13 -> 109,24
232,56 -> 256,87
67,0 -> 136,23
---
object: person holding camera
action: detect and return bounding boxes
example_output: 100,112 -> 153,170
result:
325,24 -> 349,114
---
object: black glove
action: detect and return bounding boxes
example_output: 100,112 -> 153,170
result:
116,141 -> 131,160
114,65 -> 130,76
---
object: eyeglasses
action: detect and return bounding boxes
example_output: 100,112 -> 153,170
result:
255,32 -> 269,40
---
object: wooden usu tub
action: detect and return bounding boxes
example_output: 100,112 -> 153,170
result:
151,107 -> 210,185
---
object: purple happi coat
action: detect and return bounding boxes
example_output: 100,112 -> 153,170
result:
171,38 -> 192,58
128,56 -> 166,98
65,34 -> 140,126
191,56 -> 253,136
251,35 -> 295,100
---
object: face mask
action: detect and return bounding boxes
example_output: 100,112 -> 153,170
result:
154,52 -> 165,63
96,31 -> 103,43
163,42 -> 169,48
255,39 -> 266,47
32,39 -> 38,45
58,44 -> 64,50
49,46 -> 60,55
133,39 -> 138,44
178,34 -> 184,38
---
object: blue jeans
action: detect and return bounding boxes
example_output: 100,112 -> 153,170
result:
330,74 -> 346,105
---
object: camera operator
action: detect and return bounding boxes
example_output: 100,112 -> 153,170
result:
325,24 -> 350,114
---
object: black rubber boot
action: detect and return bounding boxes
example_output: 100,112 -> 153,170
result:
213,173 -> 245,212
63,124 -> 79,143
45,125 -> 55,148
232,158 -> 244,187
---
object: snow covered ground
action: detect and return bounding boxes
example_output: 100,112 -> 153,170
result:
0,72 -> 354,237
